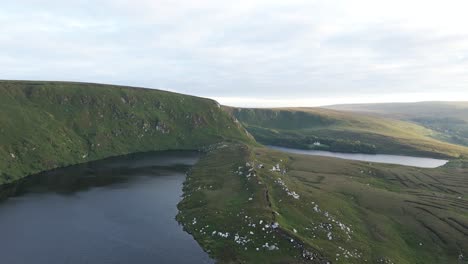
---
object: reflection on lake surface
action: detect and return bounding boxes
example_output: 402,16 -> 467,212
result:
0,151 -> 213,264
268,146 -> 448,168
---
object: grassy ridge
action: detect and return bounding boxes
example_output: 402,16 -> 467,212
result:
0,81 -> 252,184
179,143 -> 468,263
227,107 -> 468,158
177,143 -> 326,263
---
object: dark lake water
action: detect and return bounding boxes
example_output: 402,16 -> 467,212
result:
269,146 -> 448,168
0,151 -> 213,264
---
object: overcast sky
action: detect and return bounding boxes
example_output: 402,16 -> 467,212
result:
2,0 -> 468,106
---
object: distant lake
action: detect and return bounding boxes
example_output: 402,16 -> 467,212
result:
0,151 -> 213,264
269,146 -> 448,168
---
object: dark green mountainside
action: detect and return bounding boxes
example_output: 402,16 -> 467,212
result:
0,81 -> 252,184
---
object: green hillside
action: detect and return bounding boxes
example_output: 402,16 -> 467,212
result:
178,143 -> 468,263
228,107 -> 468,158
327,101 -> 468,148
1,82 -> 467,263
0,81 -> 252,184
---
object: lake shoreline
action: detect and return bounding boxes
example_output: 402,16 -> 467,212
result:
268,145 -> 449,168
0,150 -> 213,264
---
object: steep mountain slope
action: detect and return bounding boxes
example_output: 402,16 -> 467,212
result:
0,81 -> 252,184
227,107 -> 468,158
326,101 -> 468,147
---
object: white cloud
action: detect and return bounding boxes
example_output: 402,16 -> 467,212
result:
1,0 -> 467,106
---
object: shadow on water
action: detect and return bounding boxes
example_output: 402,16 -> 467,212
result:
0,150 -> 201,200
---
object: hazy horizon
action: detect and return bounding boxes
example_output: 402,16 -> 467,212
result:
212,93 -> 468,108
3,78 -> 468,108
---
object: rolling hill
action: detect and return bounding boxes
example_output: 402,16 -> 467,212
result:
326,101 -> 468,148
227,107 -> 468,158
178,143 -> 468,263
